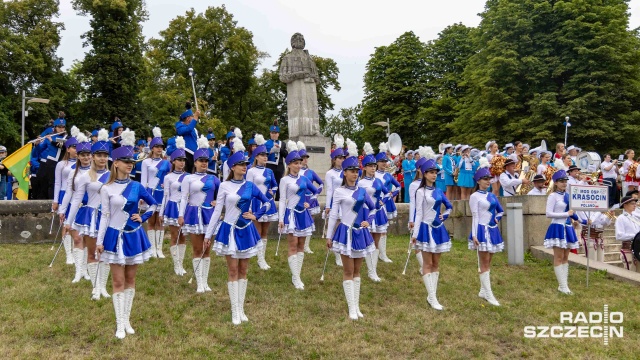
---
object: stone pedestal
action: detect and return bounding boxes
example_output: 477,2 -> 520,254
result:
293,135 -> 331,202
506,202 -> 524,265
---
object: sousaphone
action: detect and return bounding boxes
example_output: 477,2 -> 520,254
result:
385,133 -> 402,174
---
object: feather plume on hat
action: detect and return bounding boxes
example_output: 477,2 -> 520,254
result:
70,126 -> 80,138
234,127 -> 243,140
379,142 -> 389,153
347,139 -> 357,156
287,140 -> 298,152
478,157 -> 490,169
76,133 -> 88,143
297,141 -> 306,150
421,146 -> 436,160
152,126 -> 162,138
120,129 -> 135,147
254,134 -> 266,146
176,136 -> 186,150
334,136 -> 344,149
197,135 -> 209,150
233,138 -> 245,153
97,129 -> 108,142
363,142 -> 374,155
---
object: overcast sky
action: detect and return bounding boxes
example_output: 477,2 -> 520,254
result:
56,0 -> 640,115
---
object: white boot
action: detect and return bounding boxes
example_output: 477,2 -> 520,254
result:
353,277 -> 364,318
433,271 -> 444,309
423,273 -> 443,310
170,245 -> 180,275
193,258 -> 204,293
88,262 -> 100,300
288,255 -> 302,289
238,279 -> 249,322
415,251 -> 424,275
63,234 -> 74,265
147,230 -> 156,258
479,271 -> 500,306
365,253 -> 381,282
83,247 -> 90,280
554,265 -> 564,293
335,252 -> 343,267
372,250 -> 382,281
257,240 -> 269,270
379,235 -> 392,263
123,288 -> 135,334
262,241 -> 270,269
228,281 -> 241,325
562,263 -> 573,295
202,257 -> 212,292
112,292 -> 126,339
296,252 -> 305,290
72,248 -> 84,283
155,230 -> 165,258
99,262 -> 111,298
178,244 -> 187,275
343,280 -> 358,320
304,236 -> 313,253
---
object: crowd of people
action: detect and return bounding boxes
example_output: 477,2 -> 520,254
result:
1,102 -> 639,339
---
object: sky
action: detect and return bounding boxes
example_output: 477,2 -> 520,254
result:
55,0 -> 640,115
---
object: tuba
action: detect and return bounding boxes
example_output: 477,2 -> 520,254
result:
516,141 -> 542,195
386,133 -> 402,174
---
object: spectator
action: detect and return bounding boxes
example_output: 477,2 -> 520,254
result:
0,145 -> 8,200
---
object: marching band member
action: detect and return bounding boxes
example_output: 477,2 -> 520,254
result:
555,154 -> 572,171
325,150 -> 377,320
299,141 -> 324,253
544,170 -> 587,294
178,136 -> 221,293
204,142 -> 272,325
527,174 -> 547,195
567,165 -> 586,188
621,149 -> 636,195
499,158 -> 529,197
435,154 -> 446,193
601,154 -> 619,207
245,135 -> 279,270
469,160 -> 504,306
486,140 -> 501,196
96,129 -> 157,339
266,121 -> 287,201
206,130 -> 218,176
503,143 -> 514,157
554,143 -> 565,161
537,150 -> 552,175
34,113 -> 67,199
63,130 -> 111,299
567,145 -> 580,165
175,102 -> 200,173
375,142 -> 401,263
220,130 -> 235,164
615,196 -> 640,272
158,136 -> 188,276
359,142 -> 390,282
402,150 -> 416,203
325,136 -> 346,267
278,141 -> 320,290
54,126 -> 79,268
508,141 -> 523,171
457,145 -> 475,200
442,144 -> 455,200
452,144 -> 462,200
222,129 -> 243,180
109,119 -> 124,151
412,158 -> 453,310
141,127 -> 171,258
409,147 -> 433,275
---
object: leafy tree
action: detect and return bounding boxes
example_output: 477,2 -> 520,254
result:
322,105 -> 364,145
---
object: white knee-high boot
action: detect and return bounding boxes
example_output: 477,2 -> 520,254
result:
155,230 -> 165,258
193,258 -> 204,293
365,252 -> 381,282
334,252 -> 343,267
112,292 -> 126,339
433,271 -> 443,309
379,235 -> 392,262
177,244 -> 187,275
202,257 -> 211,292
479,271 -> 500,306
63,234 -> 74,265
296,252 -> 305,290
83,247 -> 90,280
415,251 -> 424,275
238,279 -> 249,322
123,288 -> 136,334
423,273 -> 443,310
353,277 -> 364,318
288,255 -> 302,289
72,248 -> 84,283
342,280 -> 358,320
257,239 -> 269,270
147,230 -> 156,258
99,262 -> 111,298
228,281 -> 241,325
170,245 -> 179,275
304,236 -> 313,253
88,262 -> 100,300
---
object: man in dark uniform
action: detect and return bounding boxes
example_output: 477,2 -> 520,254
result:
265,120 -> 287,200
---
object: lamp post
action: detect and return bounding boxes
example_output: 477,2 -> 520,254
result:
21,90 -> 50,146
563,116 -> 571,147
373,118 -> 390,137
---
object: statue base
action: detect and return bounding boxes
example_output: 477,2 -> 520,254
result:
292,135 -> 331,203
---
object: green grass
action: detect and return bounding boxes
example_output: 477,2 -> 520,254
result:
0,237 -> 638,359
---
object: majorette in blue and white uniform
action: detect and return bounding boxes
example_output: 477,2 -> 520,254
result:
222,128 -> 243,180
326,147 -> 376,321
324,136 -> 346,266
298,141 -> 324,254
407,146 -> 434,275
278,141 -> 320,290
159,136 -> 189,276
54,126 -> 78,266
375,142 -> 400,263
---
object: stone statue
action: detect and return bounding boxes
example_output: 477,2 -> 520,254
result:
279,33 -> 321,137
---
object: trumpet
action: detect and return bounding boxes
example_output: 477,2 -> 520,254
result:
604,210 -> 617,221
580,170 -> 602,185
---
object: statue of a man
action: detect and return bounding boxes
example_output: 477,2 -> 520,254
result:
279,33 -> 321,137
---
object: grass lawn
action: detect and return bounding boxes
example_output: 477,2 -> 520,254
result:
0,236 -> 638,359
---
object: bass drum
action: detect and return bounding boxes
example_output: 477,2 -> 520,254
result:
577,151 -> 601,172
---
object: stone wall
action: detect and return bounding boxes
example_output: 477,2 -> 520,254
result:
0,200 -> 56,244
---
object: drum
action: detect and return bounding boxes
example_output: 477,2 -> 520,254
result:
577,151 -> 601,172
581,226 -> 603,240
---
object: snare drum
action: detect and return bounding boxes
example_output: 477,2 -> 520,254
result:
581,226 -> 603,239
577,151 -> 601,172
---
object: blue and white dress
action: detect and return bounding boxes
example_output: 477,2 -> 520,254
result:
65,169 -> 110,237
59,164 -> 90,223
141,157 -> 172,208
326,186 -> 376,258
278,174 -> 320,237
408,179 -> 421,226
205,179 -> 271,258
457,156 -> 476,188
97,179 -> 157,265
301,167 -> 324,215
358,176 -> 389,233
544,191 -> 586,249
159,171 -> 187,227
468,190 -> 504,253
54,158 -> 77,219
179,172 -> 221,235
413,186 -> 453,253
324,167 -> 343,216
375,170 -> 400,219
246,165 -> 278,222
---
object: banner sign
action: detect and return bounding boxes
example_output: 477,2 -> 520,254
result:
569,185 -> 609,211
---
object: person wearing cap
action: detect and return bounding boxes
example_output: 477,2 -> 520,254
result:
35,112 -> 69,199
442,144 -> 455,200
53,126 -> 79,267
502,143 -> 514,157
544,170 -> 587,295
375,142 -> 401,263
140,127 -> 171,259
220,129 -> 236,164
203,144 -> 272,326
0,145 -> 7,200
175,102 -> 201,173
109,118 -> 124,151
62,130 -> 112,299
278,140 -> 320,290
412,157 -> 453,311
96,129 -> 158,340
325,146 -> 377,321
359,142 -> 390,282
615,196 -> 640,272
266,120 -> 287,201
567,164 -> 586,188
600,154 -> 619,207
402,150 -> 416,203
499,158 -> 530,197
158,136 -> 189,276
299,141 -> 324,254
246,134 -> 279,270
469,160 -> 504,306
59,132 -> 93,284
620,149 -> 637,196
324,136 -> 347,267
206,130 -> 218,176
527,174 -> 547,196
457,145 -> 476,200
566,145 -> 580,165
178,135 -> 221,293
409,147 -> 437,275
222,129 -> 244,180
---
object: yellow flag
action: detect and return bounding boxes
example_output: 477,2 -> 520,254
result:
2,143 -> 32,200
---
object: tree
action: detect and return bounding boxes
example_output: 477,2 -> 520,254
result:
322,106 -> 364,145
72,0 -> 148,131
